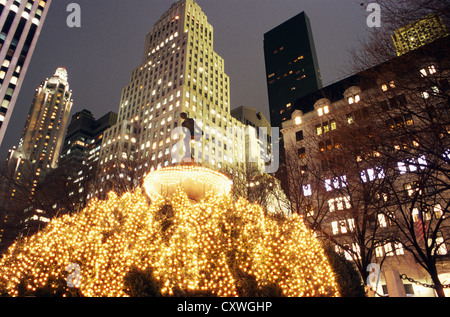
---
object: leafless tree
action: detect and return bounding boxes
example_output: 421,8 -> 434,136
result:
221,162 -> 290,216
283,103 -> 400,285
334,0 -> 450,296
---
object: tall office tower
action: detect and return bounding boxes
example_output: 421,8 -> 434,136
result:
60,109 -> 117,203
16,67 -> 72,172
0,0 -> 52,146
99,0 -> 247,190
61,109 -> 118,168
264,11 -> 322,129
392,14 -> 449,56
3,67 -> 72,197
0,67 -> 71,246
60,109 -> 97,166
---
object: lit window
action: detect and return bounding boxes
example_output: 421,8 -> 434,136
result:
375,246 -> 384,257
347,218 -> 356,232
295,116 -> 301,125
316,125 -> 323,135
428,65 -> 437,74
305,204 -> 314,217
434,204 -> 443,219
317,105 -> 330,117
330,120 -> 337,130
398,162 -> 407,174
328,199 -> 336,212
328,175 -> 347,190
333,177 -> 341,189
348,95 -> 360,104
332,221 -> 339,234
433,236 -> 448,255
339,221 -> 348,233
331,219 -> 355,235
420,68 -> 427,77
395,242 -> 404,255
384,243 -> 394,256
303,184 -> 312,197
378,214 -> 388,228
431,86 -> 439,94
405,183 -> 420,197
420,65 -> 437,77
445,149 -> 450,161
361,167 -> 385,183
325,179 -> 333,191
347,114 -> 354,124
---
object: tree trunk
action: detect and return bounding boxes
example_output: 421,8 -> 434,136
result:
432,277 -> 446,297
428,263 -> 446,297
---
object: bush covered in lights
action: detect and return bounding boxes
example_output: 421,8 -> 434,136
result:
0,186 -> 339,297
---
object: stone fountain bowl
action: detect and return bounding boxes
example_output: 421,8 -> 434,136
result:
143,164 -> 233,203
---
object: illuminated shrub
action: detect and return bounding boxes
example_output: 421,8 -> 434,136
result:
0,178 -> 339,297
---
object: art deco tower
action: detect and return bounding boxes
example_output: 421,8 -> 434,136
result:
16,67 -> 72,171
99,0 -> 247,188
0,0 -> 52,146
0,67 -> 72,245
2,67 -> 72,197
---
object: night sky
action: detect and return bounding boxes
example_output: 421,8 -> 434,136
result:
0,0 -> 371,160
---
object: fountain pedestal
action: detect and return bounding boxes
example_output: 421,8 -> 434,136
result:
143,164 -> 233,203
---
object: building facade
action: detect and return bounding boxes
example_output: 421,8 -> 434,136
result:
60,109 -> 117,205
98,0 -> 249,194
264,11 -> 322,129
281,37 -> 450,296
0,0 -> 52,145
0,67 -> 72,247
392,14 -> 449,56
230,106 -> 272,170
14,67 -> 72,172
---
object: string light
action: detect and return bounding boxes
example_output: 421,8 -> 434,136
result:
0,166 -> 339,297
143,165 -> 233,202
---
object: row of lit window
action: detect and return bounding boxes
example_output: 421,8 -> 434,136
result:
301,154 -> 430,197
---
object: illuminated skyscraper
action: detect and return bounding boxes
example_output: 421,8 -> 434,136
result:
0,67 -> 71,245
16,67 -> 72,170
392,14 -> 449,56
0,0 -> 52,146
60,109 -> 117,205
98,0 -> 250,191
264,11 -> 322,129
3,67 -> 72,201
